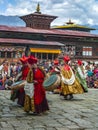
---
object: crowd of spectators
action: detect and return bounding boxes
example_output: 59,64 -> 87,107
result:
0,59 -> 98,90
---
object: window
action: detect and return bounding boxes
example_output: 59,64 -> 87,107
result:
64,45 -> 75,56
7,52 -> 11,58
37,53 -> 41,59
82,46 -> 92,56
1,52 -> 5,58
48,53 -> 52,59
13,51 -> 17,58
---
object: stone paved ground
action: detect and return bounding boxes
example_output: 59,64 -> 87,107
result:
0,89 -> 98,130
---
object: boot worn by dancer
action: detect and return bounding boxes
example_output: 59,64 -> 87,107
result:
64,95 -> 68,100
68,94 -> 73,100
64,94 -> 73,100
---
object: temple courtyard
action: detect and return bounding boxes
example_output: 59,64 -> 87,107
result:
0,89 -> 98,130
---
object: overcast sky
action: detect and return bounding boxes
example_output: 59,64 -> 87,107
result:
0,0 -> 98,26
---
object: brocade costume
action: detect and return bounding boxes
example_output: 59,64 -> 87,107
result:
24,66 -> 49,114
61,64 -> 84,96
75,66 -> 88,92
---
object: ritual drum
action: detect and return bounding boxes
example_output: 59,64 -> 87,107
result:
43,74 -> 61,91
10,80 -> 26,90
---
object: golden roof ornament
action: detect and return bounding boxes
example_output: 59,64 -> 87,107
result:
66,19 -> 74,25
35,3 -> 41,14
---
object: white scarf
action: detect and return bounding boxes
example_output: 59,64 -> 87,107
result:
61,67 -> 75,85
0,64 -> 3,71
77,66 -> 85,79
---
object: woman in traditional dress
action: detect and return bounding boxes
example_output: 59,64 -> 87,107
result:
86,65 -> 94,88
93,65 -> 98,88
60,56 -> 84,100
24,55 -> 49,115
0,75 -> 5,90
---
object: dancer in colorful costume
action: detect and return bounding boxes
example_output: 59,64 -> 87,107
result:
10,56 -> 29,106
75,60 -> 88,92
50,59 -> 61,94
60,56 -> 84,100
24,55 -> 49,114
17,56 -> 30,106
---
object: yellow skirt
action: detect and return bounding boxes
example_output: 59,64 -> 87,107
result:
61,77 -> 84,95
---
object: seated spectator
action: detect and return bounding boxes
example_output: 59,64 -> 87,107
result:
5,76 -> 13,90
0,75 -> 5,90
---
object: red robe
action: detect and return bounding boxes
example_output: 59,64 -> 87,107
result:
17,65 -> 29,106
22,65 -> 30,80
33,68 -> 49,113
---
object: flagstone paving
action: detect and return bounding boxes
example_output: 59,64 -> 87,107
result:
0,89 -> 98,130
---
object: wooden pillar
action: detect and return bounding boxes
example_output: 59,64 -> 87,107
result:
11,52 -> 13,62
17,51 -> 20,58
41,53 -> 42,60
35,53 -> 37,58
11,52 -> 13,58
47,53 -> 48,60
22,51 -> 25,57
52,54 -> 54,60
25,46 -> 30,56
5,52 -> 7,58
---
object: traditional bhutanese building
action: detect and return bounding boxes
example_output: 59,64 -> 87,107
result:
0,3 -> 98,62
52,19 -> 95,32
52,19 -> 98,61
0,4 -> 63,63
